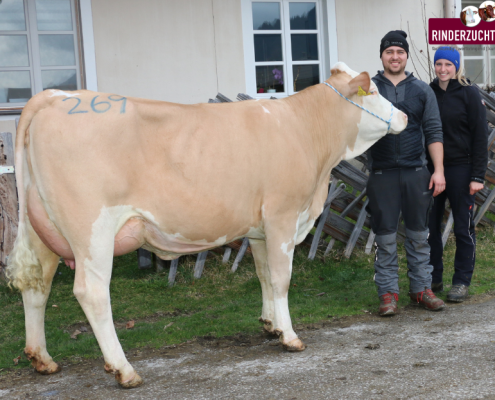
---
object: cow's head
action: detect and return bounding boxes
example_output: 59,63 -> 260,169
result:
327,62 -> 408,160
487,5 -> 495,18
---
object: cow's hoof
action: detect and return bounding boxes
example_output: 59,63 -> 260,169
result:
282,338 -> 306,352
25,350 -> 61,375
117,372 -> 144,389
36,361 -> 62,375
259,318 -> 276,335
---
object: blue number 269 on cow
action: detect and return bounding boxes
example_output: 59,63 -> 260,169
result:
108,95 -> 127,114
64,95 -> 127,115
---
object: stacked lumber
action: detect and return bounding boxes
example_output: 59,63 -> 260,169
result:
0,132 -> 18,280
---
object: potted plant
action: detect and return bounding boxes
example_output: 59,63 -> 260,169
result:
267,68 -> 283,93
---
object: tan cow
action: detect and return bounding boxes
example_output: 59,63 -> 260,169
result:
7,62 -> 407,388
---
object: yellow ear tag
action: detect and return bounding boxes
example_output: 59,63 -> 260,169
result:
358,86 -> 372,96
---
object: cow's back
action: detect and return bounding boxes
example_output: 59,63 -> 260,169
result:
25,90 -> 319,249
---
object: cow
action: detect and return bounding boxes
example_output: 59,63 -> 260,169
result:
479,7 -> 489,21
6,62 -> 407,388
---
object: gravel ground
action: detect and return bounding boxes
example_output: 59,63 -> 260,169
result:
2,295 -> 495,399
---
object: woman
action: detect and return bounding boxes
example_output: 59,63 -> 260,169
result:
428,46 -> 488,302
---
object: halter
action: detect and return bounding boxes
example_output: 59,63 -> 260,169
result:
323,82 -> 394,132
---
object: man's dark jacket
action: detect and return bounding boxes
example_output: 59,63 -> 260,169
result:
368,71 -> 443,171
429,78 -> 488,181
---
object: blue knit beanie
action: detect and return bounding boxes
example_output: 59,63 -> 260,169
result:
434,46 -> 460,70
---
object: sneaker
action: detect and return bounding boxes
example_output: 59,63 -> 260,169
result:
409,288 -> 445,311
431,281 -> 444,293
447,284 -> 469,302
379,292 -> 398,316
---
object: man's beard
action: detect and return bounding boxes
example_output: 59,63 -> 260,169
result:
384,65 -> 406,76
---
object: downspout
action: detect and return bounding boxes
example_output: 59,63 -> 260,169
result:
444,0 -> 456,19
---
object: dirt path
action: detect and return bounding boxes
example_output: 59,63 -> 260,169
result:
3,295 -> 495,399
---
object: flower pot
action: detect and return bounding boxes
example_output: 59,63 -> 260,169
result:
267,89 -> 276,93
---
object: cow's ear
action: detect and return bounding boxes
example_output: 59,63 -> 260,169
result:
348,72 -> 371,96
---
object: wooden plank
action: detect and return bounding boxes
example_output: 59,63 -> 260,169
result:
216,93 -> 233,103
331,160 -> 368,192
487,128 -> 495,151
168,258 -> 179,287
322,213 -> 368,247
226,239 -> 252,255
137,248 -> 152,269
344,198 -> 370,258
441,210 -> 454,248
330,192 -> 370,227
308,179 -> 338,260
236,93 -> 254,101
324,238 -> 335,256
322,183 -> 346,208
193,251 -> 208,279
474,186 -> 495,215
474,186 -> 495,226
155,256 -> 166,273
340,188 -> 367,219
0,132 -> 19,276
365,229 -> 376,254
222,247 -> 232,264
231,237 -> 249,272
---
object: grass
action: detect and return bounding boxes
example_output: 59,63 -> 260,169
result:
1,226 -> 495,371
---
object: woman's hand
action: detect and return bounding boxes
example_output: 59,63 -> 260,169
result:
470,181 -> 484,195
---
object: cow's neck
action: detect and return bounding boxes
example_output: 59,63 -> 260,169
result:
282,83 -> 361,180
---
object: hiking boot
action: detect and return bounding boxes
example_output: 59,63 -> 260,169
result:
409,288 -> 445,311
431,281 -> 444,293
379,292 -> 398,316
447,284 -> 469,303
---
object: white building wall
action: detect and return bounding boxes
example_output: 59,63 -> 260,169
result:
91,0 -> 246,104
335,0 -> 444,82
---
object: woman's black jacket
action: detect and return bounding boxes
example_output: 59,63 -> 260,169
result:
429,78 -> 488,182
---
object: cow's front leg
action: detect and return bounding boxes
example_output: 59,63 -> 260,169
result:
21,223 -> 61,374
250,238 -> 275,334
73,235 -> 142,389
265,223 -> 305,352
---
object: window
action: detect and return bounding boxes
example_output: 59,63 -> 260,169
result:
243,0 -> 331,98
0,0 -> 82,108
461,0 -> 495,86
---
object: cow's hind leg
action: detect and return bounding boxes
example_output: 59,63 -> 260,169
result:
264,219 -> 305,352
14,222 -> 61,374
250,238 -> 275,334
72,218 -> 143,389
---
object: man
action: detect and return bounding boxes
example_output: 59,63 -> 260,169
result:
367,30 -> 446,316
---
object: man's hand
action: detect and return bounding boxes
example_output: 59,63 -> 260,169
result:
429,171 -> 446,197
470,181 -> 484,195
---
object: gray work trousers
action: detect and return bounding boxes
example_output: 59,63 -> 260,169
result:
366,167 -> 434,296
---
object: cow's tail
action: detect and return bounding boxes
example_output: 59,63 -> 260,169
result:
6,94 -> 49,293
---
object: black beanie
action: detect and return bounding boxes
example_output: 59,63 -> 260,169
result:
380,30 -> 409,58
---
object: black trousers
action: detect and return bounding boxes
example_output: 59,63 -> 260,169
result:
427,164 -> 476,286
367,166 -> 433,235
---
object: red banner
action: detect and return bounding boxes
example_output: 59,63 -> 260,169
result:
429,18 -> 495,44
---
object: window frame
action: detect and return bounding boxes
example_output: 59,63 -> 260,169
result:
242,0 -> 337,99
460,0 -> 493,86
0,0 -> 86,112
